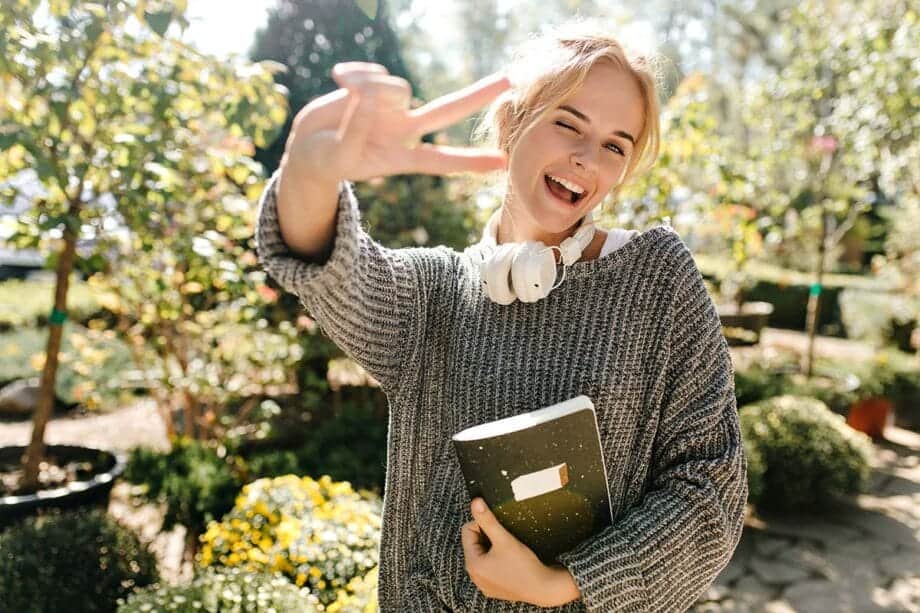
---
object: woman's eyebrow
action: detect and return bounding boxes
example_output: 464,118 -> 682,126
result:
559,104 -> 636,145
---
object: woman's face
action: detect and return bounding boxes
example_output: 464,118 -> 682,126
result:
506,61 -> 645,238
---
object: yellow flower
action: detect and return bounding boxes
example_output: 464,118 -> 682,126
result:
295,572 -> 307,587
253,500 -> 270,517
277,517 -> 300,549
249,548 -> 268,565
272,555 -> 293,575
258,536 -> 273,552
309,565 -> 322,578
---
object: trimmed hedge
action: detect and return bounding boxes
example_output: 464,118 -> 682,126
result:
0,509 -> 158,613
740,395 -> 873,512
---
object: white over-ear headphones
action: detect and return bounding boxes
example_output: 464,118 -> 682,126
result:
475,209 -> 596,305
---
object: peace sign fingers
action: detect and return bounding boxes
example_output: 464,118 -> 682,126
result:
402,143 -> 508,176
332,65 -> 413,109
408,72 -> 511,138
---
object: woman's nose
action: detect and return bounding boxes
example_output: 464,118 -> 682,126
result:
570,147 -> 598,174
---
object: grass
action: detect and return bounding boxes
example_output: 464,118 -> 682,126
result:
0,277 -> 101,329
0,322 -> 137,410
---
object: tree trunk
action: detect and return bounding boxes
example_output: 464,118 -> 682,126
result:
183,526 -> 199,569
20,225 -> 79,490
804,208 -> 827,377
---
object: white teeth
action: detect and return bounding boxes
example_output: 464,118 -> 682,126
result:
547,174 -> 585,194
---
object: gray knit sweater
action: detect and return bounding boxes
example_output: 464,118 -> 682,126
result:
255,172 -> 748,613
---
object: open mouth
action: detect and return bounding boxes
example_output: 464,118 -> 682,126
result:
544,174 -> 586,206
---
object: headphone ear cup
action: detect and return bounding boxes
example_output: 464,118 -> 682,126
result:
511,241 -> 557,303
480,243 -> 518,305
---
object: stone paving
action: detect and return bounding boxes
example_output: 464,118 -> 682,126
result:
693,426 -> 920,612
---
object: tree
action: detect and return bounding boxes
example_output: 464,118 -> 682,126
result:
738,0 -> 917,374
89,130 -> 304,442
250,0 -> 481,249
250,0 -> 413,174
244,0 -> 484,399
0,0 -> 288,489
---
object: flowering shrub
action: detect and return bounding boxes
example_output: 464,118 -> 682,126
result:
325,566 -> 378,613
118,567 -> 320,612
199,474 -> 381,607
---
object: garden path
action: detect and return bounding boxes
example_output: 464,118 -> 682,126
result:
693,426 -> 920,612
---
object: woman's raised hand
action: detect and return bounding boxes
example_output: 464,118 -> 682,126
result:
281,62 -> 511,184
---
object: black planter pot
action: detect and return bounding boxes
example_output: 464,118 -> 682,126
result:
0,445 -> 126,528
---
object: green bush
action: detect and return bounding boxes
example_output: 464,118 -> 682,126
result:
788,372 -> 861,416
740,395 -> 873,511
124,438 -> 242,539
742,434 -> 765,503
734,355 -> 868,416
870,349 -> 920,430
788,352 -> 918,415
118,567 -> 320,612
199,474 -> 381,608
734,365 -> 795,408
839,288 -> 918,350
241,398 -> 387,492
0,509 -> 158,613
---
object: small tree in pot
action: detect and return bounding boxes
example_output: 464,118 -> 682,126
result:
0,0 -> 286,497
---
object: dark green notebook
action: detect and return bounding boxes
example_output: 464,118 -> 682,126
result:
451,395 -> 612,565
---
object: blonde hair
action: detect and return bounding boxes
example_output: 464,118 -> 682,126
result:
474,20 -> 664,190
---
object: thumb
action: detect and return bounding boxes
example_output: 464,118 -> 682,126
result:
471,498 -> 510,544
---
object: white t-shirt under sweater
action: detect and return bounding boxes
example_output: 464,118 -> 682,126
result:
598,227 -> 640,258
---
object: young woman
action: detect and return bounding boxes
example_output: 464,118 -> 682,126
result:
257,21 -> 748,613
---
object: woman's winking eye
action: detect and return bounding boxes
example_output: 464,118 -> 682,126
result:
553,120 -> 626,156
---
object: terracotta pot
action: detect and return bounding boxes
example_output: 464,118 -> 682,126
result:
847,397 -> 893,440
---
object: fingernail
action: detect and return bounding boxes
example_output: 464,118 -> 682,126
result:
473,499 -> 486,514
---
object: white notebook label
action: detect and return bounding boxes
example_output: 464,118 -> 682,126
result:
511,462 -> 569,501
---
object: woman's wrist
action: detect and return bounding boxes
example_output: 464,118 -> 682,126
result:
536,564 -> 581,607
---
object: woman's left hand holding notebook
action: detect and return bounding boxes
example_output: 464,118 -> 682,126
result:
461,497 -> 582,607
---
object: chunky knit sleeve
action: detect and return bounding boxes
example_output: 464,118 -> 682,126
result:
554,244 -> 749,612
255,171 -> 414,392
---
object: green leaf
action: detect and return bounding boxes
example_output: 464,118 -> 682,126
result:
355,0 -> 378,20
144,10 -> 173,36
0,126 -> 23,151
83,3 -> 107,18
